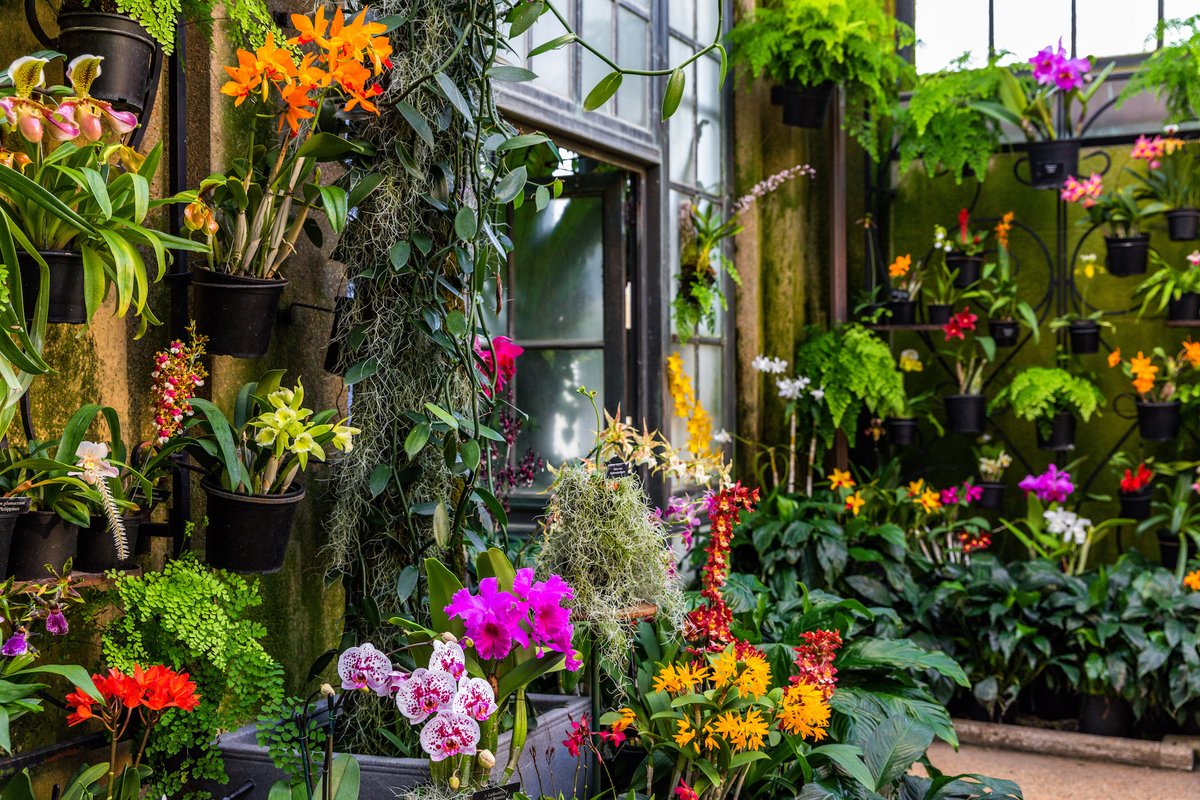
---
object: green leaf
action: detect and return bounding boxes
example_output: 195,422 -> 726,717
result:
508,0 -> 544,37
662,67 -> 686,120
396,100 -> 434,148
460,439 -> 481,471
297,132 -> 371,160
404,423 -> 431,459
395,565 -> 419,602
863,715 -> 934,791
425,557 -> 466,637
495,166 -> 528,205
344,358 -> 379,385
535,184 -> 550,211
424,403 -> 459,430
314,753 -> 360,800
368,464 -> 392,498
446,310 -> 468,336
434,72 -> 473,120
488,65 -> 539,82
810,744 -> 873,790
318,186 -> 349,234
584,72 -> 623,111
529,33 -> 577,57
389,240 -> 411,271
496,133 -> 550,153
454,207 -> 478,241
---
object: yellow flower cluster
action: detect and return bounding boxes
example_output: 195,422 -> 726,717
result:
673,710 -> 769,753
652,662 -> 710,695
666,353 -> 715,460
778,682 -> 830,740
710,648 -> 771,698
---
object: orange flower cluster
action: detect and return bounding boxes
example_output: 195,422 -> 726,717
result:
887,254 -> 912,278
995,211 -> 1014,249
1129,351 -> 1158,396
66,665 -> 200,728
221,7 -> 393,134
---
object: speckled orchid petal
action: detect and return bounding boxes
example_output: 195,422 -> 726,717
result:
337,643 -> 393,692
429,639 -> 466,680
418,710 -> 480,762
395,667 -> 456,724
452,677 -> 497,722
66,55 -> 103,97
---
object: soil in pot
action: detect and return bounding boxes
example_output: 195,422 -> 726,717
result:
977,482 -> 1005,510
885,300 -> 916,326
946,253 -> 982,288
1024,139 -> 1080,189
1168,292 -> 1200,321
988,319 -> 1020,347
1068,320 -> 1100,354
1036,411 -> 1076,452
1105,234 -> 1151,277
203,480 -> 304,573
55,1 -> 159,116
1078,694 -> 1133,737
75,514 -> 141,572
191,267 -> 289,359
773,81 -> 835,128
1166,208 -> 1200,241
1136,400 -> 1181,442
926,303 -> 952,325
17,251 -> 87,324
1119,488 -> 1152,521
945,394 -> 986,435
885,418 -> 917,446
8,511 -> 78,580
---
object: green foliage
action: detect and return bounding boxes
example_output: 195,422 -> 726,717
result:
1128,146 -> 1200,209
1121,15 -> 1200,123
1077,186 -> 1169,238
989,367 -> 1104,423
673,202 -> 742,343
101,552 -> 285,798
727,0 -> 914,160
1135,252 -> 1200,316
795,324 -> 906,448
1,764 -> 151,800
896,56 -> 1004,183
975,253 -> 1039,341
105,0 -> 276,52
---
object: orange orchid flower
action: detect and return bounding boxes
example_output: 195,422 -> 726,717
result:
289,7 -> 330,48
253,33 -> 298,87
221,50 -> 263,105
1133,374 -> 1155,395
1107,348 -> 1121,368
1183,340 -> 1200,369
278,84 -> 316,135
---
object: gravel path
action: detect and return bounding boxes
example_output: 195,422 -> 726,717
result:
923,741 -> 1200,800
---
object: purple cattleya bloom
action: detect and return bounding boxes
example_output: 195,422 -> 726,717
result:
45,608 -> 68,636
963,482 -> 984,504
940,486 -> 959,506
1019,465 -> 1075,503
1028,39 -> 1090,91
2,628 -> 29,656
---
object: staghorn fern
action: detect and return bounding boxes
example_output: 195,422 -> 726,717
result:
989,367 -> 1105,423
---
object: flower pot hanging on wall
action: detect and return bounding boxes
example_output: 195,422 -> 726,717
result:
771,81 -> 834,128
7,511 -> 78,581
1035,411 -> 1076,452
1136,400 -> 1181,441
1166,209 -> 1200,241
885,294 -> 916,325
1105,234 -> 1150,277
988,319 -> 1020,347
202,479 -> 304,573
885,417 -> 917,446
1168,292 -> 1200,321
1068,320 -> 1100,353
946,253 -> 982,288
1119,488 -> 1152,521
1022,139 -> 1080,190
54,11 -> 159,117
191,267 -> 288,358
976,482 -> 1005,510
926,303 -> 952,325
75,514 -> 141,573
944,394 -> 986,435
17,252 -> 87,324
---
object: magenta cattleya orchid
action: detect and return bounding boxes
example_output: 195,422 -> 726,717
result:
1,56 -> 80,143
1028,39 -> 1091,91
57,55 -> 139,142
419,709 -> 481,762
473,335 -> 524,398
1019,465 -> 1075,503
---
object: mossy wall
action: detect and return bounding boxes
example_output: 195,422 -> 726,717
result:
881,144 -> 1199,565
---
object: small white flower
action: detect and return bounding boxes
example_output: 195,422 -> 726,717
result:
712,429 -> 732,444
810,387 -> 825,402
1043,508 -> 1091,545
777,378 -> 806,399
1166,123 -> 1180,135
1188,250 -> 1200,268
752,355 -> 788,374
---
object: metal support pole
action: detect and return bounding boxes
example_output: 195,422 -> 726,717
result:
166,28 -> 191,557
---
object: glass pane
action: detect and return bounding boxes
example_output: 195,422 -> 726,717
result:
1077,2 -> 1157,57
581,1 -> 615,113
696,343 -> 724,431
617,7 -> 650,127
529,0 -> 572,98
1164,3 -> 1200,42
669,0 -> 696,39
993,1 -> 1072,64
667,189 -> 685,333
516,348 -> 604,487
697,0 -> 719,46
914,0 -> 989,73
696,54 -> 723,191
512,195 -> 606,341
668,36 -> 698,185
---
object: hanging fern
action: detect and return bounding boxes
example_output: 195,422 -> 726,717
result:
1120,15 -> 1200,123
989,367 -> 1105,423
97,0 -> 276,52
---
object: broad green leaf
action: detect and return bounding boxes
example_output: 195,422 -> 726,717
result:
584,72 -> 623,111
529,33 -> 577,57
344,358 -> 379,385
389,240 -> 411,271
454,207 -> 478,241
434,72 -> 473,120
405,423 -> 431,458
368,464 -> 392,498
396,100 -> 435,148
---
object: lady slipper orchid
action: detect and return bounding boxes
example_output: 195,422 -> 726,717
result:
57,55 -> 139,142
2,56 -> 80,143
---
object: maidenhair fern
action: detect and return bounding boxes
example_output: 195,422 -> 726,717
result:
105,0 -> 276,52
989,367 -> 1105,423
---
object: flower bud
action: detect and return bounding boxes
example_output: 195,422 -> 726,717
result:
439,631 -> 458,644
320,683 -> 335,697
448,776 -> 460,790
478,749 -> 495,769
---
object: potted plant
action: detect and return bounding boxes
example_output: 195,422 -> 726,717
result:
1063,177 -> 1168,277
0,54 -> 205,329
1135,251 -> 1200,321
1071,599 -> 1137,737
940,308 -> 995,435
1109,343 -> 1200,441
1127,131 -> 1200,241
1121,16 -> 1200,127
922,253 -> 960,324
975,40 -> 1114,189
1112,455 -> 1154,521
989,366 -> 1104,452
976,213 -> 1039,347
884,253 -> 921,325
1050,253 -> 1113,353
1138,471 -> 1200,579
727,0 -> 913,158
974,442 -> 1012,510
181,371 -> 357,573
184,12 -> 391,357
936,209 -> 988,288
882,349 -> 941,447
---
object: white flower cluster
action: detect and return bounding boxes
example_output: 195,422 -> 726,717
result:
933,224 -> 953,253
1044,508 -> 1091,545
751,354 -> 788,374
776,376 -> 810,399
978,451 -> 1012,482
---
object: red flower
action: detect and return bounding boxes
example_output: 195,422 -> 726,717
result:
474,335 -> 524,398
958,208 -> 970,243
65,688 -> 97,727
943,318 -> 963,341
675,781 -> 699,800
1120,463 -> 1153,493
562,715 -> 590,757
791,630 -> 842,700
684,483 -> 760,653
137,665 -> 200,712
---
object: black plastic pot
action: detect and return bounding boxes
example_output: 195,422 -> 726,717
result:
1079,694 -> 1133,737
55,12 -> 158,116
771,81 -> 834,129
203,480 -> 304,573
1025,681 -> 1080,722
1168,292 -> 1200,321
1068,319 -> 1100,354
1036,411 -> 1076,452
0,498 -> 30,578
8,512 -> 78,580
1118,488 -> 1152,521
1158,529 -> 1192,572
1136,400 -> 1181,442
926,303 -> 952,325
1166,208 -> 1200,241
76,514 -> 141,573
946,253 -> 983,288
1104,234 -> 1151,277
988,319 -> 1020,347
1023,139 -> 1080,190
17,251 -> 87,324
945,394 -> 986,435
977,482 -> 1005,510
885,300 -> 916,325
191,267 -> 288,358
885,417 -> 917,446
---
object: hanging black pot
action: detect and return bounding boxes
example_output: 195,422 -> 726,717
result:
1104,234 -> 1151,277
885,299 -> 916,325
0,498 -> 31,578
1022,139 -> 1080,190
54,12 -> 159,116
202,479 -> 304,573
988,319 -> 1020,347
17,251 -> 87,324
771,81 -> 835,129
1078,694 -> 1134,737
1068,320 -> 1100,354
1036,411 -> 1076,452
976,482 -> 1005,510
1118,488 -> 1152,521
1136,400 -> 1181,441
191,267 -> 288,359
946,253 -> 983,288
926,303 -> 952,325
1158,529 -> 1192,572
75,514 -> 141,573
885,417 -> 917,446
1168,292 -> 1200,321
945,394 -> 986,435
1166,208 -> 1200,241
8,511 -> 78,580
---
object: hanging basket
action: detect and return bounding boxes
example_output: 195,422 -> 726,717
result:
1035,411 -> 1076,452
202,479 -> 304,573
946,253 -> 983,288
191,267 -> 288,359
17,251 -> 87,324
1068,320 -> 1100,354
8,511 -> 78,580
1021,139 -> 1080,190
771,81 -> 835,128
944,394 -> 986,435
1166,208 -> 1200,241
55,11 -> 159,117
1104,234 -> 1150,277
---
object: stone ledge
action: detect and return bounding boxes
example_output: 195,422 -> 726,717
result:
952,719 -> 1196,772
